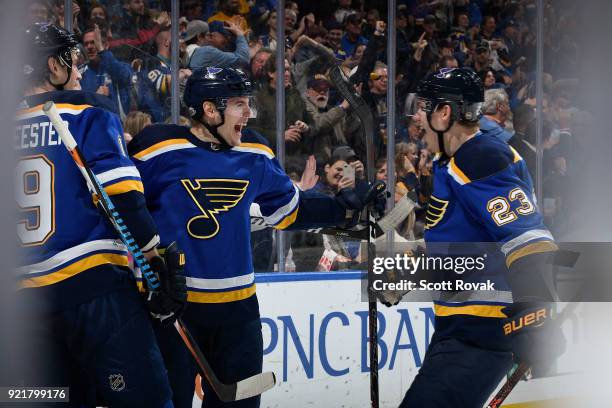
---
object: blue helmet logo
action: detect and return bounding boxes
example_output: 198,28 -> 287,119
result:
205,67 -> 223,79
435,67 -> 456,78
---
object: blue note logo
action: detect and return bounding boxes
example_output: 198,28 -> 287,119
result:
181,178 -> 249,239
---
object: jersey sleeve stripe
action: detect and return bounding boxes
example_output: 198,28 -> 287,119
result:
501,229 -> 554,256
132,139 -> 195,161
104,180 -> 144,196
19,253 -> 128,288
187,284 -> 256,303
18,239 -> 126,274
17,103 -> 92,120
186,272 -> 254,290
433,303 -> 507,318
505,240 -> 559,268
135,281 -> 257,303
97,166 -> 141,185
232,143 -> 275,159
262,185 -> 300,226
448,158 -> 471,185
274,207 -> 299,230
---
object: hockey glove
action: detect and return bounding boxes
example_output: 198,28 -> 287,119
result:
144,242 -> 188,326
502,302 -> 565,369
336,181 -> 388,227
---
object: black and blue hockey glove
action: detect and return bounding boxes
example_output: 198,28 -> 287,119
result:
336,181 -> 388,227
502,302 -> 565,369
144,241 -> 188,326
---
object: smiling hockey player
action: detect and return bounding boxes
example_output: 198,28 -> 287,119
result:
397,68 -> 565,407
16,23 -> 186,407
128,67 -> 386,407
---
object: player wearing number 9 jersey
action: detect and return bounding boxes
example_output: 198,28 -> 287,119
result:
15,23 -> 176,407
396,68 -> 564,407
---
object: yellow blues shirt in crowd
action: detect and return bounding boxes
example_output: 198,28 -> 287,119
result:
129,124 -> 347,325
424,131 -> 558,350
16,91 -> 158,312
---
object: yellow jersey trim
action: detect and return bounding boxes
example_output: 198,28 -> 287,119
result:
434,303 -> 507,318
506,240 -> 559,268
18,103 -> 92,115
19,253 -> 129,289
132,138 -> 191,160
237,142 -> 275,158
509,145 -> 523,163
187,284 -> 256,303
449,158 -> 471,184
274,207 -> 299,230
105,179 -> 144,196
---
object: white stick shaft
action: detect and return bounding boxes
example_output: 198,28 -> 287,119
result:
42,101 -> 77,150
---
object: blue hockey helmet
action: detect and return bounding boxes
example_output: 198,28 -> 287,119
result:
183,67 -> 254,120
24,23 -> 79,89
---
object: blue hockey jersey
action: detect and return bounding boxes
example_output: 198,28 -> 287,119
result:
129,125 -> 346,324
424,132 -> 557,349
16,91 -> 149,311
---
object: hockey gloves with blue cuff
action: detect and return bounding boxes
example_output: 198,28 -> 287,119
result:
502,302 -> 565,369
144,241 -> 188,326
336,180 -> 388,228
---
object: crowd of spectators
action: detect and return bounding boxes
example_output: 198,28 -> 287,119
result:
27,0 -> 587,272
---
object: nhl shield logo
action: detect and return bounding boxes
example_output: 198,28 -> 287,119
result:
109,374 -> 126,392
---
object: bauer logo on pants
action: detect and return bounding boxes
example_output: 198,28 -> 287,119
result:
109,374 -> 126,391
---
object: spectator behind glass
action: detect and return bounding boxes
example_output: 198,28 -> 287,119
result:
480,89 -> 513,143
250,48 -> 272,84
89,2 -> 107,23
208,0 -> 249,33
183,20 -> 209,63
188,20 -> 249,70
109,0 -> 168,62
341,13 -> 368,58
324,20 -> 345,60
334,0 -> 356,25
27,1 -> 52,24
80,21 -> 133,119
251,54 -> 316,159
303,75 -> 351,164
123,110 -> 151,144
136,28 -> 191,122
479,68 -> 499,90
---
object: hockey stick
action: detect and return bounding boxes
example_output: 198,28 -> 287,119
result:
487,299 -> 582,408
43,101 -> 276,402
250,191 -> 417,240
328,65 -> 380,408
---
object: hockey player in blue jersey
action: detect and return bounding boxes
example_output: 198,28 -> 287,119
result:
128,67 -> 387,408
16,23 -> 186,407
394,68 -> 565,407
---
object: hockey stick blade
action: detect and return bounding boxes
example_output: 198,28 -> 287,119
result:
44,101 -> 275,402
174,319 -> 276,402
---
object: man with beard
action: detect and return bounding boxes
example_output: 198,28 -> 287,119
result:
303,75 -> 350,164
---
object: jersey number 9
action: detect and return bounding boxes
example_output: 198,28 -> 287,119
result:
17,155 -> 55,246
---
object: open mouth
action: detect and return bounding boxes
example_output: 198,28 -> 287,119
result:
234,121 -> 248,133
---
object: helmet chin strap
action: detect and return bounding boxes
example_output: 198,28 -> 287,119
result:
48,55 -> 72,91
196,110 -> 231,149
426,108 -> 455,164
